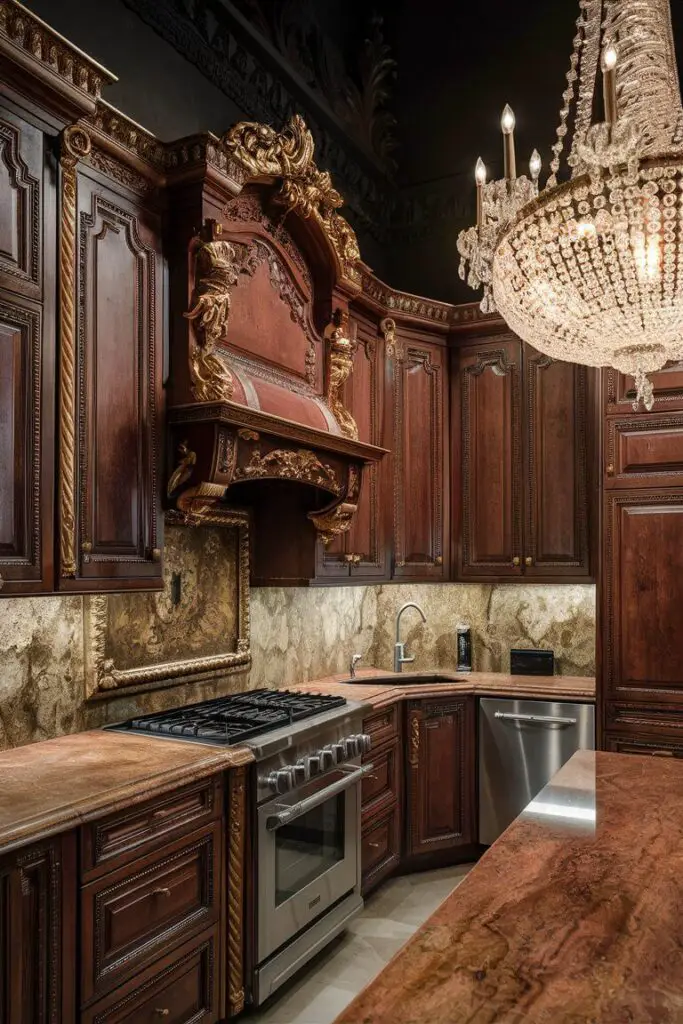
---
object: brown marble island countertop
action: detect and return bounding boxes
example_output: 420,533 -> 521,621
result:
0,730 -> 253,855
293,668 -> 595,705
335,749 -> 683,1024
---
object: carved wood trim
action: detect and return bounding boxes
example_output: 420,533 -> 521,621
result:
83,506 -> 250,699
227,765 -> 246,1016
0,116 -> 40,287
606,364 -> 683,410
15,840 -> 62,1024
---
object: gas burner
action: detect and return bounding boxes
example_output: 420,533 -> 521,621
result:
107,689 -> 347,746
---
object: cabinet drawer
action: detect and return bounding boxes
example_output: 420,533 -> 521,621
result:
82,777 -> 222,879
606,414 -> 683,487
82,927 -> 219,1023
361,807 -> 400,896
364,705 -> 398,749
81,824 -> 220,1004
605,735 -> 683,758
362,739 -> 399,817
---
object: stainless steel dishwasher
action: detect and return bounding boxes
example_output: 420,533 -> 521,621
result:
478,697 -> 595,845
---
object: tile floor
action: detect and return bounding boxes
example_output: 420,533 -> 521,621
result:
250,863 -> 473,1024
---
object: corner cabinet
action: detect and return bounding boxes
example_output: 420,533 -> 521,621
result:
392,337 -> 449,580
57,158 -> 164,590
405,697 -> 475,858
0,835 -> 76,1023
0,108 -> 56,595
457,334 -> 594,582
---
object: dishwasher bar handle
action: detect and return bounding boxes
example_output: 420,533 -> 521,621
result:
494,711 -> 577,726
266,764 -> 374,831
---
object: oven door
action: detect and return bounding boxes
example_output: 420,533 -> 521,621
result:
257,762 -> 367,963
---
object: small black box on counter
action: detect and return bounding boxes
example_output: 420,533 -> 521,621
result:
510,649 -> 555,676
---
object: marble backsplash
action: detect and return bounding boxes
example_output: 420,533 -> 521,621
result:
0,531 -> 595,749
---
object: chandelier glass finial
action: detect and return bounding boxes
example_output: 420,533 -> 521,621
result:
457,0 -> 683,411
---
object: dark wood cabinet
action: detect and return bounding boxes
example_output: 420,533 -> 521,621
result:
317,319 -> 388,582
458,334 -> 593,581
0,835 -> 75,1024
0,107 -> 55,595
405,697 -> 475,858
393,337 -> 449,580
361,705 -> 402,895
58,164 -> 163,590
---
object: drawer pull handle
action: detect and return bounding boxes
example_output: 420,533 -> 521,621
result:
152,887 -> 171,897
155,1010 -> 170,1018
368,841 -> 381,849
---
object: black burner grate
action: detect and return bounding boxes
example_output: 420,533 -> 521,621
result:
107,689 -> 347,746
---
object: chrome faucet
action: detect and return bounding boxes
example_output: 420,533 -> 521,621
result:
394,602 -> 427,672
349,653 -> 362,679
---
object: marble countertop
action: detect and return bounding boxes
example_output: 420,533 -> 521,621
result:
0,730 -> 253,855
336,749 -> 683,1024
293,668 -> 596,705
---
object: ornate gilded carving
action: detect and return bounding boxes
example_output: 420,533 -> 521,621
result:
361,270 -> 453,324
58,126 -> 91,578
223,115 -> 361,287
409,713 -> 420,767
227,766 -> 247,1016
235,446 -> 341,495
326,309 -> 358,441
167,441 -> 197,497
185,225 -> 262,403
83,506 -> 251,698
308,501 -> 358,545
380,316 -> 404,360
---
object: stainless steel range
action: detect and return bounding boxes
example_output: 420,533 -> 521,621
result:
107,689 -> 373,1005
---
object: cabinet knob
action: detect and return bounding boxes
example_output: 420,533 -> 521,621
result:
435,555 -> 443,566
152,887 -> 171,898
151,547 -> 162,562
512,556 -> 521,567
343,553 -> 354,564
155,1011 -> 170,1018
0,573 -> 4,591
606,464 -> 614,476
525,556 -> 533,567
82,540 -> 92,554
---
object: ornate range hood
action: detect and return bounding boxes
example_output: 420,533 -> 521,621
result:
165,115 -> 386,558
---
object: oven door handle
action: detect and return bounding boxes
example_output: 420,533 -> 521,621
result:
265,764 -> 374,831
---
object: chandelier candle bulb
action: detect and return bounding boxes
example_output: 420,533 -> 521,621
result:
602,44 -> 618,125
529,149 -> 542,183
501,104 -> 517,181
475,157 -> 486,231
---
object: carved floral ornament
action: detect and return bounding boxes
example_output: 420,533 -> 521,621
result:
223,114 -> 361,289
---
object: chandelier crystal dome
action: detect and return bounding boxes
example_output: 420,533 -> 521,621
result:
457,0 -> 683,411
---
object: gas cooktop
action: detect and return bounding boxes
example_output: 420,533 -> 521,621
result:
106,689 -> 347,746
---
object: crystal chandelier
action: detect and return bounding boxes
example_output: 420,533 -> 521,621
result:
457,0 -> 683,410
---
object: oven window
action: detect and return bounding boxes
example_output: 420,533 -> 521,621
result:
275,793 -> 345,906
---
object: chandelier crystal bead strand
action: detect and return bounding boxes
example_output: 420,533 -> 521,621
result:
457,0 -> 683,411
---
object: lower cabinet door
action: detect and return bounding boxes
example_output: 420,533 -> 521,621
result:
361,806 -> 401,896
81,928 -> 220,1024
406,698 -> 475,857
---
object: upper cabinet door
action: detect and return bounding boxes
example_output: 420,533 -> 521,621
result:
523,347 -> 592,577
459,337 -> 523,577
58,168 -> 163,589
393,339 -> 448,580
0,110 -> 55,595
606,363 -> 683,415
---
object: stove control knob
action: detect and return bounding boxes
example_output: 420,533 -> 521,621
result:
331,742 -> 346,764
359,733 -> 372,754
306,754 -> 321,776
319,748 -> 334,771
292,761 -> 309,784
268,768 -> 294,795
343,736 -> 357,758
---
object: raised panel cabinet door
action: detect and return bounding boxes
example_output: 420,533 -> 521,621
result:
603,490 -> 683,706
523,347 -> 591,577
606,362 -> 683,415
0,836 -> 74,1024
393,340 -> 448,579
406,698 -> 475,857
0,110 -> 43,301
59,169 -> 163,588
459,337 -> 523,577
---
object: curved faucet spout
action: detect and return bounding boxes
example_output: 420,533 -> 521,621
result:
394,602 -> 427,672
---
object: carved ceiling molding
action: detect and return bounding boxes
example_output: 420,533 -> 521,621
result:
83,505 -> 251,700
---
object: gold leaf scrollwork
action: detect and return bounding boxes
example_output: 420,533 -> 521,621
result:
308,502 -> 358,545
167,440 -> 197,497
223,115 -> 361,287
59,125 -> 91,578
380,316 -> 403,360
410,714 -> 420,767
326,309 -> 359,441
228,766 -> 246,1016
235,447 -> 342,495
184,227 -> 239,403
